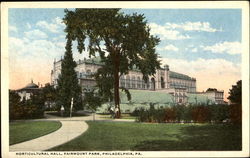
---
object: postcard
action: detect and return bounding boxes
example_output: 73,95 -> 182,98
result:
1,1 -> 249,158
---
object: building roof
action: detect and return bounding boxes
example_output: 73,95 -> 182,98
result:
17,80 -> 39,91
96,90 -> 215,113
24,80 -> 39,89
120,89 -> 173,104
169,71 -> 196,81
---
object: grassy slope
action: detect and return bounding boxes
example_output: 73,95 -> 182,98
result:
51,122 -> 241,151
10,121 -> 62,145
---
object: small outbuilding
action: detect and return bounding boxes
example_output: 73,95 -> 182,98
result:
16,80 -> 41,101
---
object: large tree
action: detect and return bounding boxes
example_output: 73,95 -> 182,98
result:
63,9 -> 160,118
228,80 -> 242,104
57,36 -> 82,116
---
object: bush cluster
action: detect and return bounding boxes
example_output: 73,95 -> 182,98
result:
134,104 -> 241,124
9,91 -> 45,120
10,104 -> 44,120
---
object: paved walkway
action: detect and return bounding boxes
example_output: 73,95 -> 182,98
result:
10,113 -> 135,151
10,120 -> 88,151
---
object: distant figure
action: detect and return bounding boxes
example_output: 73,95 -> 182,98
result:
60,105 -> 65,117
109,106 -> 115,118
115,107 -> 119,118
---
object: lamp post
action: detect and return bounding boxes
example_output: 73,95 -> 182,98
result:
70,98 -> 74,117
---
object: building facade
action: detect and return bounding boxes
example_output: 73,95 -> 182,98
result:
51,57 -> 197,104
51,57 -> 212,104
203,88 -> 225,104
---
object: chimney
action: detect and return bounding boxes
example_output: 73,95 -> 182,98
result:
38,82 -> 40,87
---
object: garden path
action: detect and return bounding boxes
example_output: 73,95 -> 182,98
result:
10,113 -> 135,151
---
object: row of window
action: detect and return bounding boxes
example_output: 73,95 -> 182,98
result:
170,82 -> 195,87
120,79 -> 166,90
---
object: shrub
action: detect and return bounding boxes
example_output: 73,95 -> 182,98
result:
209,104 -> 229,123
183,105 -> 193,122
131,108 -> 140,116
191,105 -> 210,123
136,107 -> 148,122
9,91 -> 45,120
165,107 -> 176,123
153,108 -> 166,123
135,103 -> 232,124
229,104 -> 241,124
136,105 -> 166,123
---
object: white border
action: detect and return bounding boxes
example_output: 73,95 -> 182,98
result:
1,1 -> 249,158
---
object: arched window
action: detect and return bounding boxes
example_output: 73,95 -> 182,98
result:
161,77 -> 165,89
151,77 -> 155,91
86,69 -> 91,74
146,77 -> 150,89
126,76 -> 130,88
137,76 -> 141,89
120,75 -> 125,88
132,76 -> 136,89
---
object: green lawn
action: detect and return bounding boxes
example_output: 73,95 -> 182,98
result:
10,121 -> 62,145
51,122 -> 241,151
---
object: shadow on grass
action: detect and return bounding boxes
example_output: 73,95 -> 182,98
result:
132,124 -> 242,151
46,111 -> 90,117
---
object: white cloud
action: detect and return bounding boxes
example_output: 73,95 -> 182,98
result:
26,23 -> 31,29
191,48 -> 198,53
54,17 -> 65,27
166,22 -> 220,32
24,29 -> 48,39
161,57 -> 240,76
158,44 -> 179,52
160,57 -> 241,97
9,25 -> 18,32
36,17 -> 65,33
149,23 -> 190,40
203,41 -> 241,55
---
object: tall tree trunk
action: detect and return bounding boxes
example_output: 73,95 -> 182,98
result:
113,52 -> 121,118
114,67 -> 121,118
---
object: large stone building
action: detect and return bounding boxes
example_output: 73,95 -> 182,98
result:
51,57 -> 197,104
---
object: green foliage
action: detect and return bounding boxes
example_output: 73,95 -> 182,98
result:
191,105 -> 210,123
83,89 -> 103,112
136,104 -> 166,123
93,65 -> 114,103
63,9 -> 160,117
9,90 -> 21,120
228,80 -> 242,104
229,104 -> 242,124
120,87 -> 131,101
227,80 -> 242,124
209,104 -> 229,123
165,107 -> 176,122
57,37 -> 82,116
41,83 -> 57,110
135,104 -> 232,123
9,90 -> 45,120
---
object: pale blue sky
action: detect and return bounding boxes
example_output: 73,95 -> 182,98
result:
8,8 -> 242,93
9,8 -> 242,63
